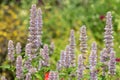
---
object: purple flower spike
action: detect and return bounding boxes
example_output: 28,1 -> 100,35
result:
77,54 -> 84,80
16,55 -> 23,79
16,42 -> 21,54
89,42 -> 97,80
108,50 -> 116,75
104,12 -> 113,55
80,25 -> 87,59
28,4 -> 43,51
40,47 -> 49,66
8,40 -> 15,62
69,29 -> 76,67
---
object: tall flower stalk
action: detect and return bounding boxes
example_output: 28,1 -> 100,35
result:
28,4 -> 37,50
100,48 -> 107,63
24,43 -> 32,69
65,45 -> 71,68
57,45 -> 72,70
36,8 -> 43,47
80,25 -> 87,60
8,40 -> 15,62
57,50 -> 65,70
100,48 -> 108,76
37,8 -> 43,36
103,11 -> 115,75
77,54 -> 84,80
89,42 -> 97,80
16,55 -> 23,79
28,4 -> 42,52
104,11 -> 113,56
25,43 -> 32,58
40,44 -> 49,66
89,42 -> 97,67
69,29 -> 76,67
108,50 -> 116,75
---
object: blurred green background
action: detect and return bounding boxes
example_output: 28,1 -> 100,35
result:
0,0 -> 120,78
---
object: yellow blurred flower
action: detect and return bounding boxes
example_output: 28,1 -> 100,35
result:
0,5 -> 28,54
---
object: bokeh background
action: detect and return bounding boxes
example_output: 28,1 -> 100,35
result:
0,0 -> 120,79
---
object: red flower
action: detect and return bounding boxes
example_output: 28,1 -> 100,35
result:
99,15 -> 105,21
116,58 -> 120,62
45,72 -> 49,80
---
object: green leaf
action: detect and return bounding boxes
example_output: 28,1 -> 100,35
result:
34,73 -> 43,79
0,65 -> 10,69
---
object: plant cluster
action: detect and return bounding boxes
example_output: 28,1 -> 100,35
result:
1,4 -> 120,80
